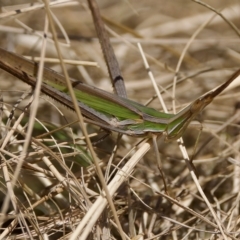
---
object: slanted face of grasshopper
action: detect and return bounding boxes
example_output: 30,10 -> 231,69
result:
164,71 -> 239,141
0,48 -> 239,141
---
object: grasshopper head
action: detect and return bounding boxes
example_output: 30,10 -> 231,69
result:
165,90 -> 217,141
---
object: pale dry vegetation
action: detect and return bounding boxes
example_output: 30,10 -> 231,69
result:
0,0 -> 240,239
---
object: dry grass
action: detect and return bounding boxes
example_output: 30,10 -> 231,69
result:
0,0 -> 240,239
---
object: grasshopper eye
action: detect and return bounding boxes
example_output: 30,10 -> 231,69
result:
190,99 -> 202,113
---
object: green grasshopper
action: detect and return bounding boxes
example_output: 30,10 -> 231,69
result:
0,47 -> 239,141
